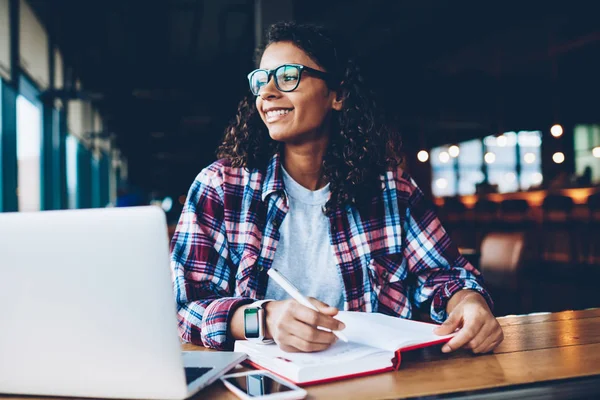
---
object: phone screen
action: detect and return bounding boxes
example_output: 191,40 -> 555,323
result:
223,373 -> 297,397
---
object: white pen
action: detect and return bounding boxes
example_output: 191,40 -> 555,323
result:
267,267 -> 348,342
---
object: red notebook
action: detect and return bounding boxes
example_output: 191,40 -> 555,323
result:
234,311 -> 453,386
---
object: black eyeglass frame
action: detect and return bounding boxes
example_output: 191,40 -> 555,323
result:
247,63 -> 334,96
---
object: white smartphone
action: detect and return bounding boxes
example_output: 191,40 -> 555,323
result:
220,370 -> 307,400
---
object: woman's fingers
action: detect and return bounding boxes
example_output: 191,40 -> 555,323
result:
280,331 -> 333,353
442,319 -> 484,353
472,323 -> 504,354
283,319 -> 337,345
292,302 -> 345,332
434,310 -> 461,336
308,297 -> 339,316
269,299 -> 345,352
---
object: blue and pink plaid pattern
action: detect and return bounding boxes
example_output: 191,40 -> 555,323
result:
170,153 -> 492,350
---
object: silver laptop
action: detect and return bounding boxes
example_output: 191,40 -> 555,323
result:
0,206 -> 246,399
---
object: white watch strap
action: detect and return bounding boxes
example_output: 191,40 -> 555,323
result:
251,299 -> 274,344
252,299 -> 274,309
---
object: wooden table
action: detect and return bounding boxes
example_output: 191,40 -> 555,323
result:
196,308 -> 600,399
2,309 -> 599,399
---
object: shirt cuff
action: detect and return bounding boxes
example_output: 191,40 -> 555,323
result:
430,280 -> 494,323
200,297 -> 254,350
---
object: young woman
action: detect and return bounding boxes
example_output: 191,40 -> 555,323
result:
170,22 -> 503,354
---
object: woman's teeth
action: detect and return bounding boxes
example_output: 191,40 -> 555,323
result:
266,109 -> 292,120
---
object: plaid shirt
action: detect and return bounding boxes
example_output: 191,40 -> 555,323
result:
170,153 -> 492,350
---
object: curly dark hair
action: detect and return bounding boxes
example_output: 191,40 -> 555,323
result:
217,21 -> 402,214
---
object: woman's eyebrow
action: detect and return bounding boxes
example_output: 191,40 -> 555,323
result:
259,63 -> 283,70
260,62 -> 301,70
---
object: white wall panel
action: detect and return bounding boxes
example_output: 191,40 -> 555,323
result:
19,0 -> 49,88
68,100 -> 83,139
54,49 -> 63,88
0,0 -> 10,80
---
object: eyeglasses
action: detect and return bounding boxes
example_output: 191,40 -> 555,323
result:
247,64 -> 332,96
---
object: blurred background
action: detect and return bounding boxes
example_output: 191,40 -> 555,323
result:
0,0 -> 598,316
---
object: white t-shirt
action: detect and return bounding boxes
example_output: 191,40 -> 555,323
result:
264,167 -> 345,310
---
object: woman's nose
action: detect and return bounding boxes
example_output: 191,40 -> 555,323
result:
259,76 -> 281,99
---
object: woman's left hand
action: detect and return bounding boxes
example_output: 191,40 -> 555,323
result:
433,290 -> 504,354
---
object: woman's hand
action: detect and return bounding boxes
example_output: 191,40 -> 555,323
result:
264,298 -> 345,353
434,290 -> 504,354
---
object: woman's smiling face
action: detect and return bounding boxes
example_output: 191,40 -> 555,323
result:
256,41 -> 342,145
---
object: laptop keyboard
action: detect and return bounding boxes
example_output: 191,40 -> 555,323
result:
184,367 -> 214,384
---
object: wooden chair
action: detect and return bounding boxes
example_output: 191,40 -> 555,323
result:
479,231 -> 528,316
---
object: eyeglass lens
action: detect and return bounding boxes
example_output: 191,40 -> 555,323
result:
250,65 -> 301,95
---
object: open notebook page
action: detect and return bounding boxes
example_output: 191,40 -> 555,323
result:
239,338 -> 390,367
335,311 -> 454,352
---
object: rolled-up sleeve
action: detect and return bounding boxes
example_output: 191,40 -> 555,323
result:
170,168 -> 254,350
402,184 -> 493,322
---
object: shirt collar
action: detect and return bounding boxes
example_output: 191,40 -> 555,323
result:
261,152 -> 285,201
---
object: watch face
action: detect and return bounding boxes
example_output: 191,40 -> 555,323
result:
244,308 -> 260,339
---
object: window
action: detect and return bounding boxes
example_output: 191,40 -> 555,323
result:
457,139 -> 484,195
484,132 -> 518,193
431,146 -> 456,197
518,131 -> 543,190
430,130 -> 543,197
574,125 -> 600,185
66,134 -> 78,208
16,94 -> 42,211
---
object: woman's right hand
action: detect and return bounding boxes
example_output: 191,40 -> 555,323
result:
263,298 -> 345,353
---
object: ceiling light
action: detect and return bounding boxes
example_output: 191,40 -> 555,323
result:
439,151 -> 450,163
435,178 -> 448,189
484,152 -> 496,164
448,145 -> 460,157
550,124 -> 563,138
417,150 -> 429,162
552,152 -> 565,164
524,153 -> 536,164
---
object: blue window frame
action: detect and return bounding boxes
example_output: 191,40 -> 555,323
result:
91,154 -> 101,208
0,79 -> 18,212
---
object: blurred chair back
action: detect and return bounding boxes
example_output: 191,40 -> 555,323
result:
440,197 -> 472,248
588,192 -> 600,216
479,231 -> 527,315
495,200 -> 533,257
480,232 -> 525,277
542,194 -> 574,219
498,199 -> 531,229
473,199 -> 499,249
586,192 -> 600,264
539,194 -> 575,264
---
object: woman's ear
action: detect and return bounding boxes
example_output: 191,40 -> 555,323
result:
332,88 -> 345,111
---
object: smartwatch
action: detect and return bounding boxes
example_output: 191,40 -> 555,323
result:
244,300 -> 273,343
